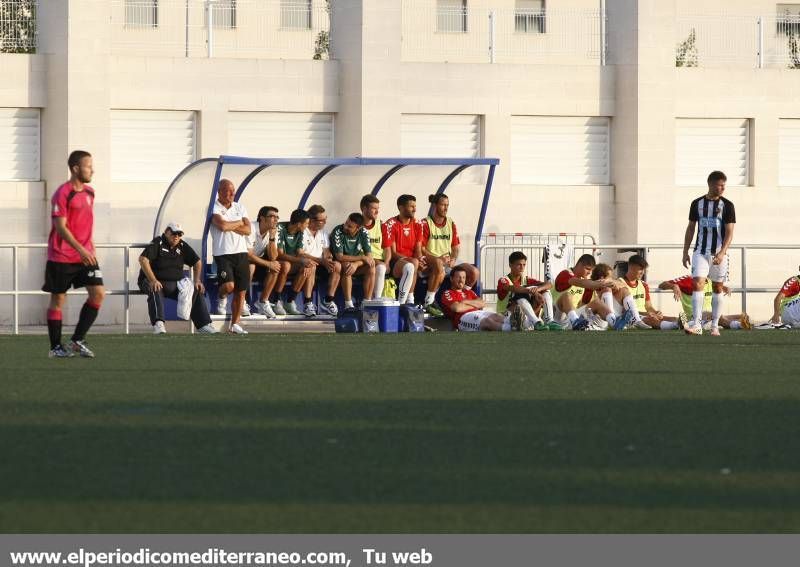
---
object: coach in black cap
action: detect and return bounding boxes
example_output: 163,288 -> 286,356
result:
138,222 -> 217,334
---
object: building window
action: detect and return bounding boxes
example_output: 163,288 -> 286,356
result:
777,4 -> 800,36
281,0 -> 312,30
515,0 -> 545,34
437,0 -> 467,33
210,0 -> 236,29
675,118 -> 750,187
0,108 -> 40,181
124,0 -> 158,28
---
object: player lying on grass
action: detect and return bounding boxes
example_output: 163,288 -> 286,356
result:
496,251 -> 561,331
552,254 -> 634,331
658,275 -> 751,330
766,270 -> 800,328
442,266 -> 521,332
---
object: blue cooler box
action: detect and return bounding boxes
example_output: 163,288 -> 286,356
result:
361,299 -> 401,333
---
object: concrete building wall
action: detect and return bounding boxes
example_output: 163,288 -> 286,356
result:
2,0 -> 799,326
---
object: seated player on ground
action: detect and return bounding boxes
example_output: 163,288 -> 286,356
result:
330,213 -> 376,309
384,194 -> 423,306
304,204 -> 341,316
552,254 -> 633,331
496,251 -> 561,331
360,194 -> 392,298
616,255 -> 685,330
766,270 -> 800,328
420,193 -> 480,317
138,222 -> 217,335
441,266 -> 519,332
274,209 -> 317,317
658,274 -> 751,330
247,206 -> 283,319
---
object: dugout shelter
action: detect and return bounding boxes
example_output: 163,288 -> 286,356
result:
153,156 -> 500,297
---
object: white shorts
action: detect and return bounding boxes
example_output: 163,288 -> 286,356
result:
782,298 -> 800,327
691,251 -> 728,282
458,309 -> 495,332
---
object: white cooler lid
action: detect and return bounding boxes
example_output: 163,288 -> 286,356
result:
362,299 -> 401,307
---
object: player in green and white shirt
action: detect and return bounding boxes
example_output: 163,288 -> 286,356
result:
330,212 -> 376,309
275,209 -> 317,317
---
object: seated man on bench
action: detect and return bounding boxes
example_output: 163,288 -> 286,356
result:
330,213 -> 376,310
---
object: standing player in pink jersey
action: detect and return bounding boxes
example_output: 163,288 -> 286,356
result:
42,151 -> 105,358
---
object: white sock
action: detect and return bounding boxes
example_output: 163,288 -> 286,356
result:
374,263 -> 386,298
730,320 -> 742,329
517,299 -> 541,325
501,320 -> 511,332
542,291 -> 554,321
691,291 -> 704,325
622,295 -> 642,321
406,294 -> 415,305
425,291 -> 435,305
660,321 -> 679,330
567,310 -> 579,324
605,313 -> 616,325
397,263 -> 414,303
602,291 -> 614,312
712,292 -> 723,328
345,300 -> 354,308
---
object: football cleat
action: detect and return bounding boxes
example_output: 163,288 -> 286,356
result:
710,326 -> 721,337
153,321 -> 166,334
240,302 -> 252,317
739,313 -> 752,330
273,300 -> 287,316
684,323 -> 703,336
613,308 -> 635,331
510,306 -> 526,331
755,321 -> 776,330
215,295 -> 228,315
48,344 -> 74,358
68,340 -> 95,358
533,320 -> 547,331
319,300 -> 339,316
285,301 -> 302,316
571,315 -> 590,331
303,302 -> 317,317
632,319 -> 652,330
228,323 -> 248,335
590,314 -> 609,330
702,320 -> 713,331
196,323 -> 218,334
677,311 -> 689,331
424,302 -> 444,318
547,321 -> 567,331
254,300 -> 277,319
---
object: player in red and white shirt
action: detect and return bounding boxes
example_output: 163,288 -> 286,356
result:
769,273 -> 800,328
658,274 -> 750,330
383,194 -> 423,305
42,150 -> 106,359
442,266 -> 516,332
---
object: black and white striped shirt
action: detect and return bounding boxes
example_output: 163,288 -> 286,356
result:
689,196 -> 736,255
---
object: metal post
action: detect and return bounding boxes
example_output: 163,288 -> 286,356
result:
206,0 -> 214,58
741,246 -> 747,314
757,16 -> 764,68
124,246 -> 130,335
488,10 -> 495,64
185,0 -> 190,58
600,0 -> 607,66
12,246 -> 18,335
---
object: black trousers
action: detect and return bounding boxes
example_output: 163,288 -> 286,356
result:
138,280 -> 212,329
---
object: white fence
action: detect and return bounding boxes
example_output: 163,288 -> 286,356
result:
676,14 -> 800,69
0,0 -> 36,53
110,0 -> 330,60
402,2 -> 606,65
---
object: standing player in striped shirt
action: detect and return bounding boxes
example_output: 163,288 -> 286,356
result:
42,151 -> 105,358
682,170 -> 736,336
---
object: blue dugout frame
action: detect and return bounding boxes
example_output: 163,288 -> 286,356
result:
154,155 -> 499,275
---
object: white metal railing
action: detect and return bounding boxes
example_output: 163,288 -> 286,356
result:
0,243 -> 149,335
110,0 -> 330,60
0,0 -> 37,53
402,2 -> 606,65
676,14 -> 800,69
479,242 -> 800,315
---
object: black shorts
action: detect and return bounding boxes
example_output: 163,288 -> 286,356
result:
42,261 -> 105,294
215,253 -> 250,292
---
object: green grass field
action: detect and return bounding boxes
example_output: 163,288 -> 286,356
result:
1,331 -> 799,533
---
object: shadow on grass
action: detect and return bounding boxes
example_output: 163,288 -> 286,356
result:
1,399 -> 799,510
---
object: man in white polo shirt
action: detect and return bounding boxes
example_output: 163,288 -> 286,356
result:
211,178 -> 251,334
304,204 -> 340,316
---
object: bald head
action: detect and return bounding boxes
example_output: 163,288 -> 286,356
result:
217,178 -> 235,206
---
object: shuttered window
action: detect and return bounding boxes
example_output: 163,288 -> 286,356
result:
228,112 -> 334,158
511,116 -> 609,185
111,110 -> 196,182
0,108 -> 40,181
401,114 -> 481,182
779,119 -> 800,186
675,118 -> 749,186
